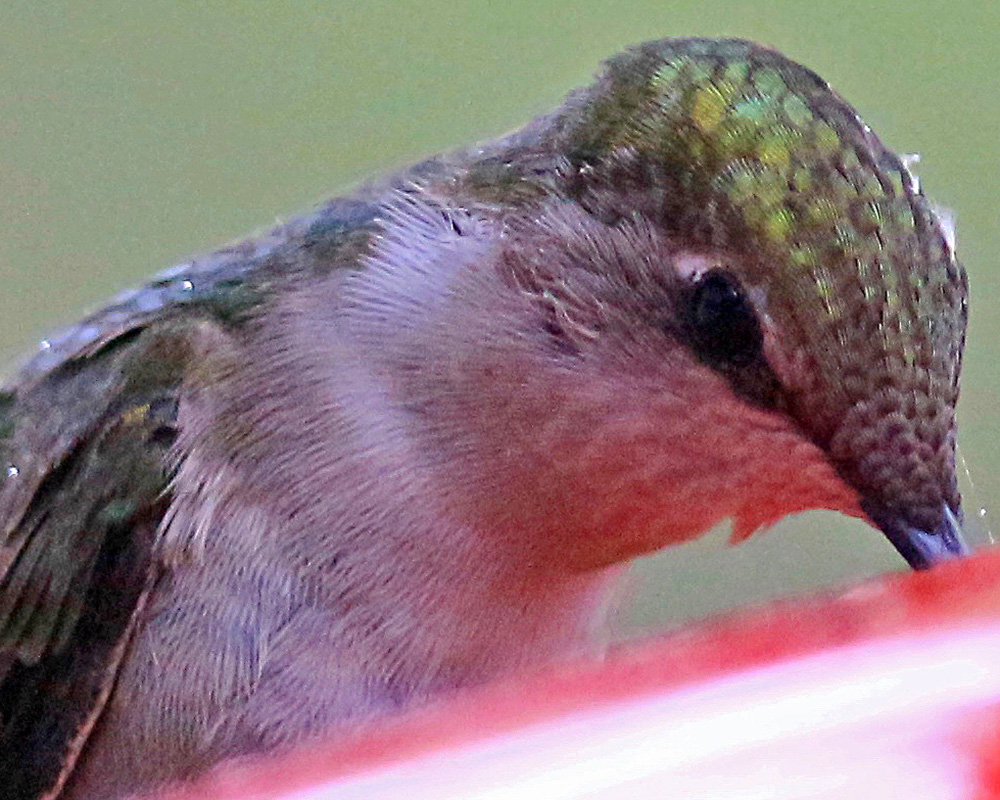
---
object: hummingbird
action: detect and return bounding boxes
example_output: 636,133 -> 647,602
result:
0,37 -> 969,800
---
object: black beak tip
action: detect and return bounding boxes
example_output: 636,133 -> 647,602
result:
867,504 -> 970,570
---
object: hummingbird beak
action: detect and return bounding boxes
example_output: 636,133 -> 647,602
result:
865,503 -> 970,570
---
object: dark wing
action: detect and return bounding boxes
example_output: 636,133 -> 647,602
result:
0,316 -> 224,800
0,194 -> 383,800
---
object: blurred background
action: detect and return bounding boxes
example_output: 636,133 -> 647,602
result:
0,0 -> 996,633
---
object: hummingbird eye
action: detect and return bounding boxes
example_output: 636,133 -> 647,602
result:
687,269 -> 763,368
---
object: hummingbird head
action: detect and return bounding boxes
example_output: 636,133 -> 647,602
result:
361,38 -> 968,571
528,39 -> 964,567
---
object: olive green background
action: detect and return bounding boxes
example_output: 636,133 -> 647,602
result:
1,1 -> 997,633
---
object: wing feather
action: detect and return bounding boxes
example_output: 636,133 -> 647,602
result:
0,320 -> 227,800
0,191 -> 381,799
